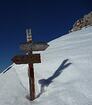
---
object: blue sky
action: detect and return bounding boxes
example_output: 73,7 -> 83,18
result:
0,0 -> 92,72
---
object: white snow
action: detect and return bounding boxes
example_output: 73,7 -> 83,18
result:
0,26 -> 92,105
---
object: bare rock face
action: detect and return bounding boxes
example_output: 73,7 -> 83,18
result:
69,11 -> 92,32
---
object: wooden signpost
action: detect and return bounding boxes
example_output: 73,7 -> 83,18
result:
12,54 -> 41,64
12,28 -> 49,101
20,42 -> 49,52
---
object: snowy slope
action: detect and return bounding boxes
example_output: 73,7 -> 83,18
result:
0,26 -> 92,105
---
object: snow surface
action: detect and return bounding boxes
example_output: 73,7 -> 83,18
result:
0,26 -> 92,105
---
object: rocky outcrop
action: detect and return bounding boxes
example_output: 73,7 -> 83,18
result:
69,11 -> 92,32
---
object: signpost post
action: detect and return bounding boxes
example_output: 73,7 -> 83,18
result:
12,28 -> 49,101
26,29 -> 35,100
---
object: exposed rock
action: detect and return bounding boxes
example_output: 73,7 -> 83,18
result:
69,11 -> 92,32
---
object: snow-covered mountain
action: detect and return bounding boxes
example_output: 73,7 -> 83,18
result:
0,26 -> 92,105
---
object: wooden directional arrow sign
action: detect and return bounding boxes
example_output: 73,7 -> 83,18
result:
12,54 -> 41,64
11,29 -> 49,101
20,42 -> 49,52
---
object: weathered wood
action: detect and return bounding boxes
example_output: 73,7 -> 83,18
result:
26,29 -> 32,42
28,64 -> 35,100
26,28 -> 35,101
12,54 -> 41,64
20,42 -> 49,52
12,28 -> 49,101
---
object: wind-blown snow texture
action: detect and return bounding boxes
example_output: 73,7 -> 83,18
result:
0,26 -> 92,105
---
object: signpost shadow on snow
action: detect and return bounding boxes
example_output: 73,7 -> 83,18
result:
37,59 -> 72,98
3,65 -> 13,74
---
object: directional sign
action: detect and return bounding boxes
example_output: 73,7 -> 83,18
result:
20,42 -> 49,52
12,54 -> 41,64
11,28 -> 49,101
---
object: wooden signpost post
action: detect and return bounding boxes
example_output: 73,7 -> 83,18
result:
12,28 -> 49,101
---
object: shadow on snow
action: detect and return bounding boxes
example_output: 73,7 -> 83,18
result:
36,59 -> 72,98
3,66 -> 13,74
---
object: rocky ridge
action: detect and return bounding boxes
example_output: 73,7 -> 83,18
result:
70,11 -> 92,32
